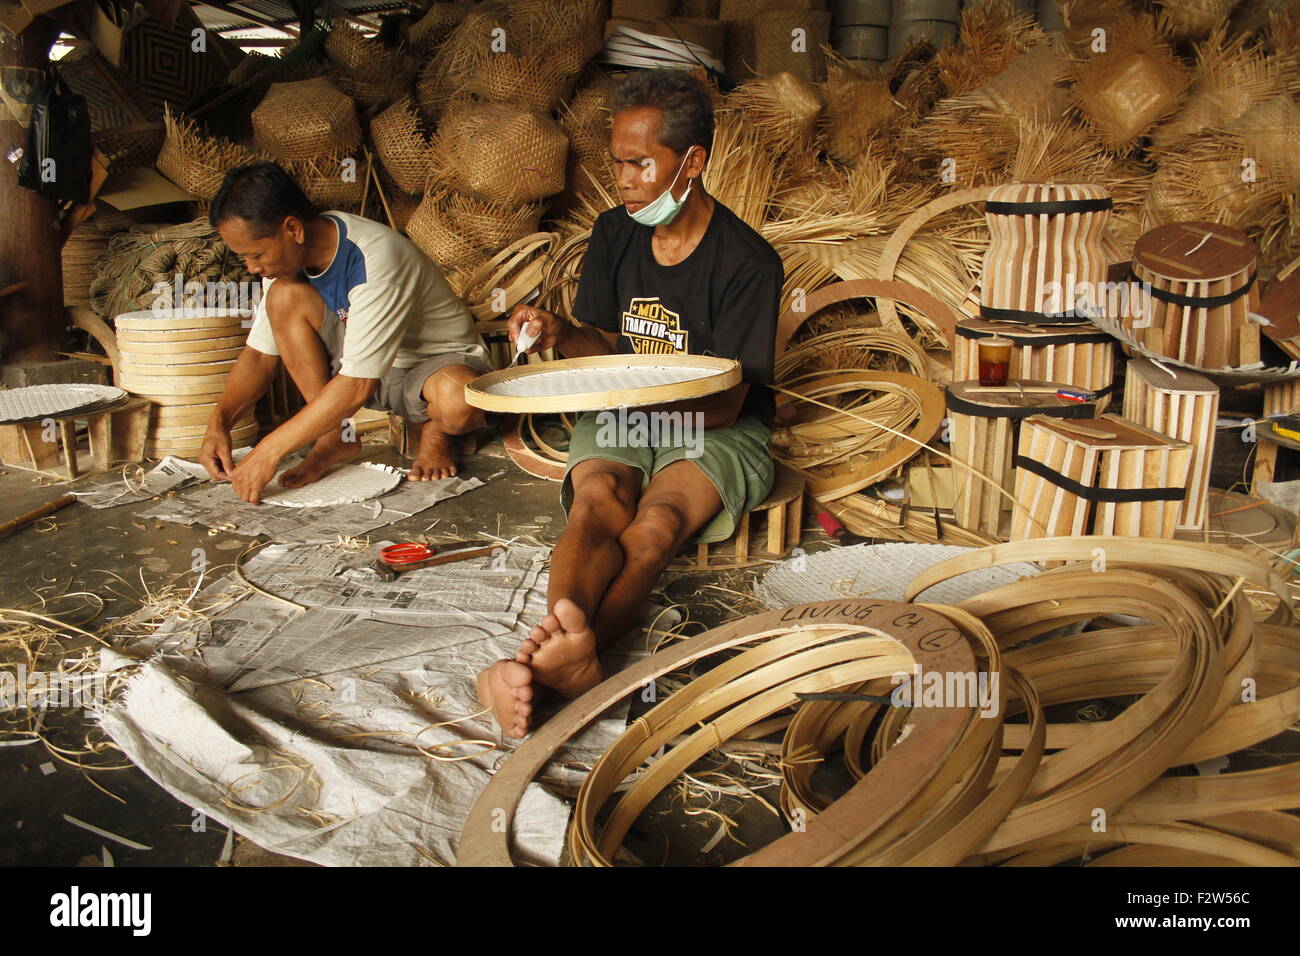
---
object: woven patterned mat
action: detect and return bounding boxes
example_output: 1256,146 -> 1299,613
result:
256,462 -> 405,508
485,365 -> 722,397
0,384 -> 127,424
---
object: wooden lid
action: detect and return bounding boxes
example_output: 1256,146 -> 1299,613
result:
1027,412 -> 1189,449
945,379 -> 1098,418
1127,357 -> 1218,395
1259,267 -> 1300,346
1133,221 -> 1256,282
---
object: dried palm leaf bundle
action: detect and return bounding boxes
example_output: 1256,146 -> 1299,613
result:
1232,94 -> 1300,190
157,107 -> 263,199
461,53 -> 576,112
431,103 -> 569,205
252,78 -> 362,161
445,193 -> 544,252
406,190 -> 484,279
1150,27 -> 1300,149
935,0 -> 1044,98
728,72 -> 825,158
765,157 -> 898,244
370,96 -> 433,194
1069,18 -> 1191,151
408,0 -> 476,54
1156,0 -> 1242,41
886,40 -> 946,121
821,53 -> 900,165
700,108 -> 777,231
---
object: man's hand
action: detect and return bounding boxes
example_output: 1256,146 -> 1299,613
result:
199,421 -> 235,481
229,446 -> 282,504
507,304 -> 564,354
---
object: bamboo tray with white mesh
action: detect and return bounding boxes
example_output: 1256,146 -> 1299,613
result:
464,355 -> 742,413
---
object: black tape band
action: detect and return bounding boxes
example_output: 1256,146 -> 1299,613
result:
956,323 -> 1114,345
1014,455 -> 1186,502
1138,271 -> 1257,309
979,305 -> 1093,325
945,389 -> 1097,419
985,197 -> 1114,216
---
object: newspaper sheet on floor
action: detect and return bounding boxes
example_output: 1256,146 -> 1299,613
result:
70,454 -> 234,509
98,543 -> 657,866
753,542 -> 1043,609
136,473 -> 484,542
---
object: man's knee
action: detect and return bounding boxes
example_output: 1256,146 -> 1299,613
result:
618,502 -> 687,565
424,367 -> 482,431
265,280 -> 325,332
570,468 -> 639,525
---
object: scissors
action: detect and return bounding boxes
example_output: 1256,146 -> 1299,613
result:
373,540 -> 498,581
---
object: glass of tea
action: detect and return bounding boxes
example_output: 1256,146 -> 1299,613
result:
977,337 -> 1012,387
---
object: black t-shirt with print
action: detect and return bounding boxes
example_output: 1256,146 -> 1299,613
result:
572,200 -> 784,424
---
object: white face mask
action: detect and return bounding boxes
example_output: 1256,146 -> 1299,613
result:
627,148 -> 696,227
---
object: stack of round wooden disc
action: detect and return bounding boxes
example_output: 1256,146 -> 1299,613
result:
115,309 -> 258,458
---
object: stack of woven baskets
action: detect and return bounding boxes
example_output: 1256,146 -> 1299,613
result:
62,221 -> 114,311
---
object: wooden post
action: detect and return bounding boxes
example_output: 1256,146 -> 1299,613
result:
0,20 -> 66,364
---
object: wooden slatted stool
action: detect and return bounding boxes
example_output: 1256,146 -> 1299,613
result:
0,397 -> 150,480
674,464 -> 805,570
1011,413 -> 1191,542
1122,358 -> 1219,530
952,318 -> 1116,410
1129,221 -> 1260,369
1252,378 -> 1300,489
946,379 -> 1099,539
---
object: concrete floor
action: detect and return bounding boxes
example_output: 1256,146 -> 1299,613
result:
0,428 -> 789,866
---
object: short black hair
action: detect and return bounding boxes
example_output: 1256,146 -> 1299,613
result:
610,69 -> 713,155
211,162 -> 318,238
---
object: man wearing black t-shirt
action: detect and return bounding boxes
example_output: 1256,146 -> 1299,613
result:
478,70 -> 783,738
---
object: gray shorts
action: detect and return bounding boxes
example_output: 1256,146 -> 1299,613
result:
318,305 -> 491,424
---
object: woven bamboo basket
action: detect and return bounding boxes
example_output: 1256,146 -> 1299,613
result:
446,194 -> 544,253
1129,221 -> 1261,369
980,182 -> 1112,325
946,378 -> 1100,539
754,9 -> 832,81
62,223 -> 113,311
434,104 -> 568,205
1122,358 -> 1219,531
286,154 -> 366,208
252,79 -> 362,162
157,107 -> 262,200
325,24 -> 415,83
1157,0 -> 1242,40
463,54 -> 576,112
952,318 -> 1116,410
1070,41 -> 1190,150
409,0 -> 476,53
1233,94 -> 1300,190
1011,413 -> 1192,542
115,309 -> 258,457
371,97 -> 433,194
406,191 -> 483,277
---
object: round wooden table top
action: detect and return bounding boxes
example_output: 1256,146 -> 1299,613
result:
1134,221 -> 1256,282
945,379 -> 1098,418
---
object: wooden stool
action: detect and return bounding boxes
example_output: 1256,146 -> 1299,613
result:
1253,378 -> 1300,489
1012,413 -> 1191,542
1122,358 -> 1219,530
1130,221 -> 1260,369
952,318 -> 1116,410
945,379 -> 1099,539
674,465 -> 805,570
0,397 -> 150,479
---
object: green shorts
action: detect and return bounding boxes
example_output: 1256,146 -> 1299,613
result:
561,410 -> 775,544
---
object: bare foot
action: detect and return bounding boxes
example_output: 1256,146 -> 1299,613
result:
516,598 -> 602,699
280,434 -> 361,489
477,659 -> 534,738
409,426 -> 460,480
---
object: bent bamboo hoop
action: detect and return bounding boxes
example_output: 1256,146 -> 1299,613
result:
875,187 -> 995,334
775,278 -> 960,354
1122,358 -> 1219,531
463,354 -> 741,414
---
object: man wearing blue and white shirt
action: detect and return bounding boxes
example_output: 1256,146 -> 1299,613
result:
199,163 -> 491,502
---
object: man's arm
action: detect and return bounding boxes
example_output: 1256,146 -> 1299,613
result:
637,382 -> 749,430
228,373 -> 376,503
200,345 -> 280,480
